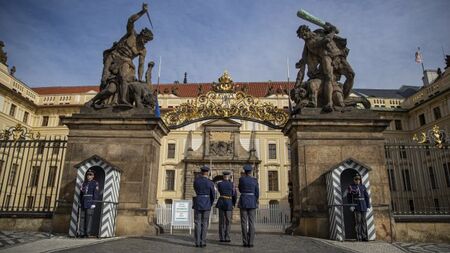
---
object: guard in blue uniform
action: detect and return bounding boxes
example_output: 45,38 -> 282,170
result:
238,164 -> 259,247
193,165 -> 215,247
79,169 -> 99,237
347,174 -> 371,241
216,171 -> 237,242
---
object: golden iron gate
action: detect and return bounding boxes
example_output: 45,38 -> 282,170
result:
385,142 -> 450,216
0,134 -> 67,217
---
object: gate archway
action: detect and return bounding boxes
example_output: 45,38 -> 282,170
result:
162,71 -> 289,130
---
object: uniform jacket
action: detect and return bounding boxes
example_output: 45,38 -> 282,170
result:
80,180 -> 99,209
216,180 -> 237,211
238,175 -> 259,209
193,176 -> 215,211
347,183 -> 371,212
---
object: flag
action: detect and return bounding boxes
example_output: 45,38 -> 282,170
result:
155,55 -> 162,117
154,95 -> 161,117
415,48 -> 422,64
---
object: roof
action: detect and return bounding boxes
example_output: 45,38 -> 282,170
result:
31,82 -> 294,98
353,86 -> 421,99
31,86 -> 99,95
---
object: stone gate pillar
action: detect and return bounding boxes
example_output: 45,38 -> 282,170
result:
52,109 -> 169,236
283,109 -> 394,241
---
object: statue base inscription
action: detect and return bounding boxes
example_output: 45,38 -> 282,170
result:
283,109 -> 394,241
52,110 -> 169,236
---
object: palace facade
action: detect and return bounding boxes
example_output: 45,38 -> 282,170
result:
0,60 -> 449,211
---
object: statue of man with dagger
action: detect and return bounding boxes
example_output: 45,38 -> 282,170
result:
86,3 -> 155,108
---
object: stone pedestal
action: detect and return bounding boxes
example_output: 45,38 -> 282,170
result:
52,109 -> 169,236
283,109 -> 393,241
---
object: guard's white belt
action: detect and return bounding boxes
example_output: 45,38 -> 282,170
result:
241,193 -> 254,195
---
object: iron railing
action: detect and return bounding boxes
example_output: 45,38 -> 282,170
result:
0,136 -> 67,216
385,142 -> 450,216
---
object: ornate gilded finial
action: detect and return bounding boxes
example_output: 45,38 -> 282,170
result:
213,70 -> 234,92
412,125 -> 447,149
0,124 -> 40,141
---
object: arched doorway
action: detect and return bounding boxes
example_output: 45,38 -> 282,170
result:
340,169 -> 358,240
88,166 -> 105,237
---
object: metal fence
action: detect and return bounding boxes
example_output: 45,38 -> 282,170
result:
156,203 -> 290,232
385,142 -> 450,215
0,136 -> 67,216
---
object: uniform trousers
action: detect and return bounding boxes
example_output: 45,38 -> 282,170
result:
218,209 -> 232,241
194,210 -> 210,246
354,211 -> 368,241
79,208 -> 94,236
240,208 -> 256,246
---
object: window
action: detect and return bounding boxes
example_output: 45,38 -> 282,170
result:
58,117 -> 63,126
42,116 -> 49,126
444,163 -> 450,187
8,164 -> 18,185
269,200 -> 279,206
418,114 -> 426,126
47,166 -> 57,187
167,143 -> 176,159
164,199 -> 173,205
429,167 -> 438,189
37,141 -> 45,155
9,104 -> 16,117
433,107 -> 442,120
44,196 -> 51,210
385,148 -> 391,159
434,198 -> 440,212
26,196 -> 34,209
268,171 -> 279,191
387,169 -> 397,191
408,199 -> 415,212
30,166 -> 40,187
5,195 -> 11,208
52,142 -> 61,154
23,111 -> 29,124
391,200 -> 396,213
394,120 -> 403,130
287,143 -> 291,160
165,170 -> 175,191
268,143 -> 277,159
402,169 -> 412,191
399,145 -> 407,159
0,160 -> 4,176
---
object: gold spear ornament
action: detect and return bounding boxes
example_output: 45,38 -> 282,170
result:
412,125 -> 447,149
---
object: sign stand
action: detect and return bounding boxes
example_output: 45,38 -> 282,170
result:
171,200 -> 193,234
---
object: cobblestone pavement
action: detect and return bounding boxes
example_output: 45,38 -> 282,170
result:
1,231 -> 450,253
393,242 -> 450,253
55,233 -> 354,253
0,230 -> 48,249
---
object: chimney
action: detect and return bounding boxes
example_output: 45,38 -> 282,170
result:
183,72 -> 188,84
422,69 -> 439,86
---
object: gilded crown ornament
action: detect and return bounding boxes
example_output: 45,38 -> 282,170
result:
162,72 -> 289,129
213,71 -> 234,93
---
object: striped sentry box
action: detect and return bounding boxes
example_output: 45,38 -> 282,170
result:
326,159 -> 375,241
68,155 -> 121,238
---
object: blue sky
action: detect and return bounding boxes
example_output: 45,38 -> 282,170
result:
0,0 -> 449,88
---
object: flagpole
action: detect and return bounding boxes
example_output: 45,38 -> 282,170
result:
417,47 -> 425,72
287,56 -> 292,113
157,56 -> 162,87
